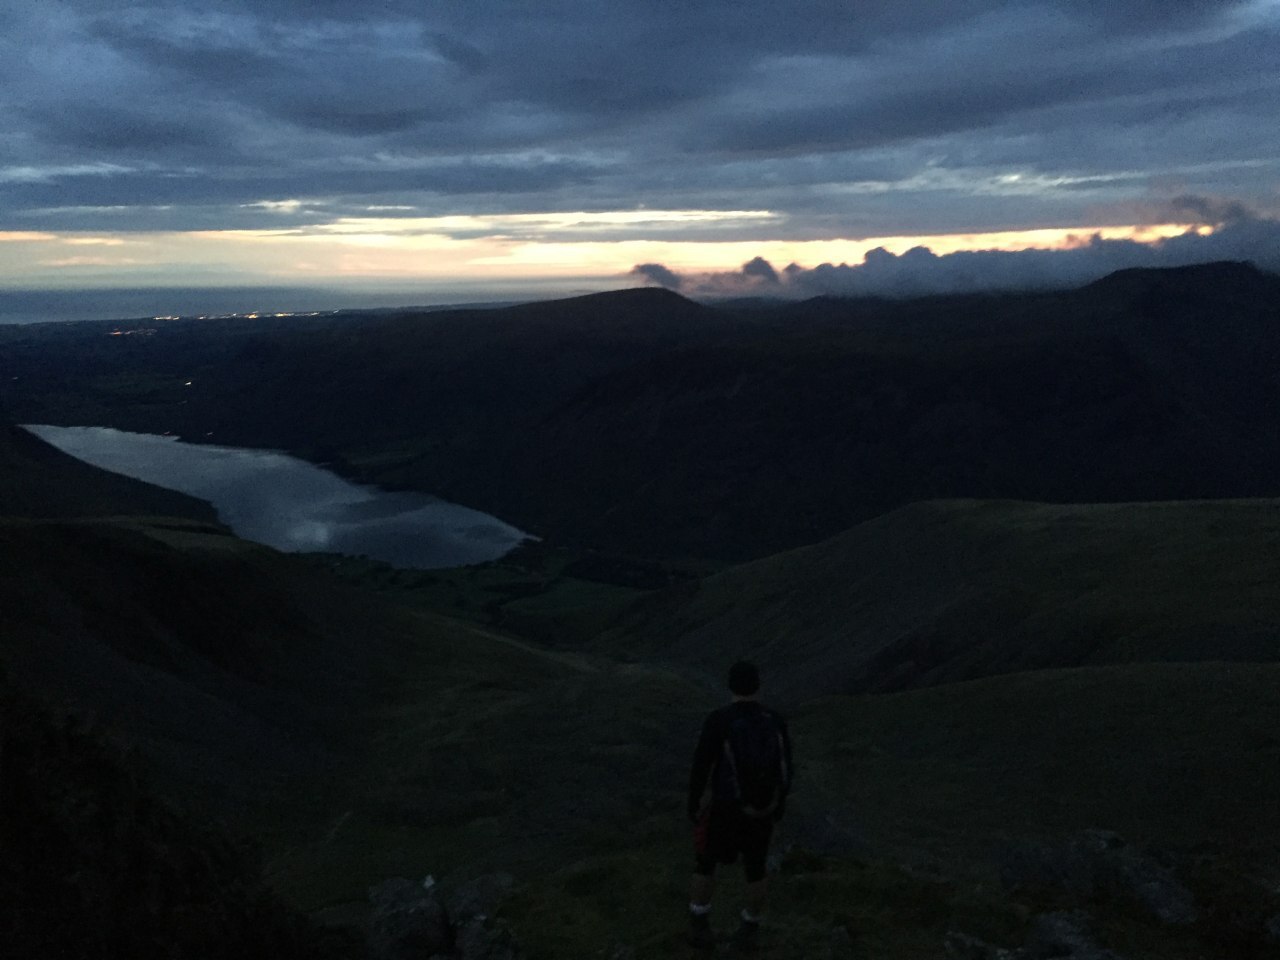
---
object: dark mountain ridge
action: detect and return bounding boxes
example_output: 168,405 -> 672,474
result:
603,497 -> 1280,703
2,261 -> 1277,559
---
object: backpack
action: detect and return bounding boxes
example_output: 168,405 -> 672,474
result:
721,709 -> 787,816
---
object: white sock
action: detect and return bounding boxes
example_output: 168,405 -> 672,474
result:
741,908 -> 761,924
689,902 -> 712,916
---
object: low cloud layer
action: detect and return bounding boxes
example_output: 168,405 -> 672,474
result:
632,210 -> 1280,299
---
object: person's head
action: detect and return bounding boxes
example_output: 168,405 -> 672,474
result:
728,660 -> 760,699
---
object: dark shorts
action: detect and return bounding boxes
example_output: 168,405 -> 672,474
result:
694,804 -> 773,883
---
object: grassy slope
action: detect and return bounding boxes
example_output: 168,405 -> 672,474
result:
272,615 -> 705,916
501,662 -> 1280,960
0,422 -> 215,521
5,512 -> 1279,956
795,662 -> 1280,861
0,514 -> 710,921
604,498 -> 1280,702
0,678 -> 351,960
0,516 -> 410,819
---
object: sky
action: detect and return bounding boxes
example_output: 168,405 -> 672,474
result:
2,0 -> 1279,318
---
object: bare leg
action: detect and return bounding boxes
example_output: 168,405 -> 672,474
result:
690,872 -> 714,908
745,878 -> 767,918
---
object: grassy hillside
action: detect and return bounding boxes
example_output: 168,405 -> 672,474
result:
0,513 -> 709,922
0,516 -> 413,819
603,498 -> 1280,702
4,502 -> 1278,956
795,662 -> 1280,861
499,661 -> 1280,960
0,677 -> 353,959
3,264 -> 1278,560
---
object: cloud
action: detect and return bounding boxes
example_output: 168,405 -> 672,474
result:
741,256 -> 780,284
0,0 -> 1276,247
633,213 -> 1280,299
631,263 -> 683,290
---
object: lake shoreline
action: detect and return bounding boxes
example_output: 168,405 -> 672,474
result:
22,424 -> 530,570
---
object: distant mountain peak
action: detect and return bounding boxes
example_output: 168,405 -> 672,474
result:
560,286 -> 700,307
1083,260 -> 1267,295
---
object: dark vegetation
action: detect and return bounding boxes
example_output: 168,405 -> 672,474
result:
603,497 -> 1280,701
2,263 -> 1279,957
0,672 -> 357,959
0,420 -> 214,522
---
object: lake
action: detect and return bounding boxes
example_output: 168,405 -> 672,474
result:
23,424 -> 531,569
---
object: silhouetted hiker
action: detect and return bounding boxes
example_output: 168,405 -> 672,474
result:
686,660 -> 793,952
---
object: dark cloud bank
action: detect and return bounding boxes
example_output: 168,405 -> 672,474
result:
2,1 -> 1277,235
633,212 -> 1280,299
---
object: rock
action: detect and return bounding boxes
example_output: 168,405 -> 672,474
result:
1077,830 -> 1126,854
948,913 -> 1127,960
784,809 -> 873,859
998,839 -> 1096,899
998,831 -> 1195,926
944,931 -> 1018,960
447,872 -> 516,924
454,915 -> 523,960
825,924 -> 856,960
368,877 -> 452,960
1024,911 -> 1119,960
1121,871 -> 1196,926
1266,912 -> 1280,945
1097,847 -> 1196,926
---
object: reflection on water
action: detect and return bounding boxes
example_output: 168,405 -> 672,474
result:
24,425 -> 531,569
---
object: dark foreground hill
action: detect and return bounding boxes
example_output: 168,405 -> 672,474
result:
0,511 -> 706,914
602,498 -> 1280,702
5,505 -> 1280,957
7,514 -> 1280,958
796,661 -> 1280,859
0,421 -> 214,522
0,677 -> 351,959
3,262 -> 1279,559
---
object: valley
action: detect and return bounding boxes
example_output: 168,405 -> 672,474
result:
3,264 -> 1280,959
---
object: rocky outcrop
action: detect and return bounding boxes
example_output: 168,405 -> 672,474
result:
367,873 -> 522,960
368,878 -> 452,960
446,872 -> 515,925
947,911 -> 1120,960
1023,912 -> 1121,960
999,830 -> 1196,925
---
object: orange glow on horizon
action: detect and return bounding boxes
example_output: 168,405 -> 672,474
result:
0,216 -> 1213,287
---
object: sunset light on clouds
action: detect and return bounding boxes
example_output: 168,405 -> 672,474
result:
1,218 -> 1211,287
1,1 -> 1278,318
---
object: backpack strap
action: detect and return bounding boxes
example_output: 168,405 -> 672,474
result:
721,723 -> 784,819
721,737 -> 742,804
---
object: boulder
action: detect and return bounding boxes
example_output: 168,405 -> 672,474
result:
825,924 -> 856,960
999,831 -> 1196,926
447,872 -> 516,924
998,839 -> 1095,899
368,877 -> 452,960
454,916 -> 523,960
944,930 -> 1018,960
1024,912 -> 1120,960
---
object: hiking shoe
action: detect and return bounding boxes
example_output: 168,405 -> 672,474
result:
730,918 -> 760,954
686,911 -> 715,950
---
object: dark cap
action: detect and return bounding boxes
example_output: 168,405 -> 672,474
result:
728,660 -> 760,696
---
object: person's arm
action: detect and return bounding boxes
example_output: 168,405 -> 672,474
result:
776,713 -> 793,820
687,712 -> 721,821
